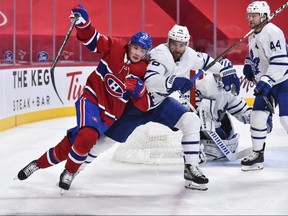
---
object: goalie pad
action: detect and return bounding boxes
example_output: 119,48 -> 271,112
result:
199,98 -> 216,131
201,133 -> 240,161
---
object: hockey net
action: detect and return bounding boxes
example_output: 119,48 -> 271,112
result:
112,71 -> 196,165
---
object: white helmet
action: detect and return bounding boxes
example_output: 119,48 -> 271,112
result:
246,1 -> 270,18
168,24 -> 190,43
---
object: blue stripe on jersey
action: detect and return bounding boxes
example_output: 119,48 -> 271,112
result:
228,101 -> 247,115
270,54 -> 288,61
145,70 -> 159,81
97,60 -> 112,77
203,54 -> 210,69
263,75 -> 276,82
228,100 -> 242,110
229,103 -> 247,116
270,62 -> 288,66
85,31 -> 99,52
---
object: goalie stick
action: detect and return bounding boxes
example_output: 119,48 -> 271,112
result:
50,18 -> 77,104
203,130 -> 252,161
186,100 -> 252,161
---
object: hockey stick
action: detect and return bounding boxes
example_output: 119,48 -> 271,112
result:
203,130 -> 252,161
190,1 -> 288,83
50,18 -> 77,104
252,78 -> 275,114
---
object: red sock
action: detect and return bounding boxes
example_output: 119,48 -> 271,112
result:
37,136 -> 72,168
65,127 -> 98,173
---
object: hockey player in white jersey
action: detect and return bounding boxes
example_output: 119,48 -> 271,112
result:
241,1 -> 288,171
196,59 -> 272,161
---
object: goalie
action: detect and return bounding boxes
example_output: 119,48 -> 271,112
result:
196,59 -> 272,161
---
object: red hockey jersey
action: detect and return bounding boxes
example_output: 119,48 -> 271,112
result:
75,25 -> 148,126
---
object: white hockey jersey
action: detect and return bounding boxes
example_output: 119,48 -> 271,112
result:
249,22 -> 288,84
196,73 -> 250,128
144,43 -> 223,108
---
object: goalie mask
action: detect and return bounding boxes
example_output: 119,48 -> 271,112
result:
246,1 -> 270,21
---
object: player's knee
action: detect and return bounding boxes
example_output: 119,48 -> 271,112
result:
280,116 -> 288,132
251,110 -> 269,129
176,112 -> 200,134
54,136 -> 72,161
73,127 -> 99,155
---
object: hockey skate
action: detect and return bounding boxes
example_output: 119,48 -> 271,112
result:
16,160 -> 39,180
59,169 -> 75,194
241,144 -> 265,171
184,164 -> 209,191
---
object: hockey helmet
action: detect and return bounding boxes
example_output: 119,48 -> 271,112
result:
130,31 -> 152,51
246,1 -> 270,18
168,24 -> 190,43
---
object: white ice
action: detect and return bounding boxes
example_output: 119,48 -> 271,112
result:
0,109 -> 288,215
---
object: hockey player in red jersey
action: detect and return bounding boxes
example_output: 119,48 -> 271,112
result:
16,5 -> 152,191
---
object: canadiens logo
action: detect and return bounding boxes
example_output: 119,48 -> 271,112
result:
104,73 -> 126,97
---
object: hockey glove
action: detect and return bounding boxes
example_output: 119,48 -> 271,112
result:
254,76 -> 274,96
219,58 -> 233,68
124,75 -> 146,99
220,67 -> 240,95
243,57 -> 255,81
166,75 -> 194,94
70,5 -> 91,28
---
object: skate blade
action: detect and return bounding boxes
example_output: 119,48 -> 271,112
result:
60,189 -> 65,196
241,163 -> 264,172
185,180 -> 208,191
56,182 -> 66,196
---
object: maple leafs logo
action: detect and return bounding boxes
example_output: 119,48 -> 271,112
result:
250,49 -> 261,75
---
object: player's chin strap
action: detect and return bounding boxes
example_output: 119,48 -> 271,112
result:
187,98 -> 252,161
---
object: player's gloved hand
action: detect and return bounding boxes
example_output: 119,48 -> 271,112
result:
219,58 -> 233,68
166,75 -> 194,94
70,5 -> 91,28
243,57 -> 255,81
267,112 -> 273,134
220,66 -> 240,95
124,75 -> 146,99
254,76 -> 274,96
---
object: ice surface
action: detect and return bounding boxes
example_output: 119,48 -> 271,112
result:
0,110 -> 287,215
